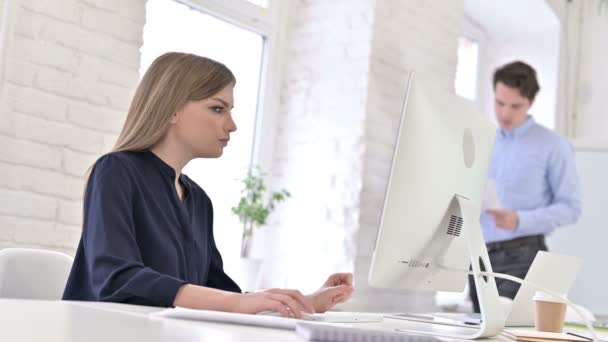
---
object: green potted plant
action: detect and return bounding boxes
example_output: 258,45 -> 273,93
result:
231,167 -> 290,258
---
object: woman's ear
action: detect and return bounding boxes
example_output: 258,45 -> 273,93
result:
170,111 -> 179,124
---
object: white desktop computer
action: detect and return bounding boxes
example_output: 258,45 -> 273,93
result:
368,72 -> 505,339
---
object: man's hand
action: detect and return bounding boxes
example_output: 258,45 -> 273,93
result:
306,273 -> 354,313
486,209 -> 519,231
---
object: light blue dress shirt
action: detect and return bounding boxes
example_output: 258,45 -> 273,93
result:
480,116 -> 581,243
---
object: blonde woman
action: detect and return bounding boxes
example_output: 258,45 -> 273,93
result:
63,52 -> 353,318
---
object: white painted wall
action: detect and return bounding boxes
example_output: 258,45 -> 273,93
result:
0,0 -> 144,255
547,148 -> 608,316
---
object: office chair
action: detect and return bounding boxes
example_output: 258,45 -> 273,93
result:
0,248 -> 73,300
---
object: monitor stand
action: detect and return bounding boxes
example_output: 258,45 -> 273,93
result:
393,195 -> 505,339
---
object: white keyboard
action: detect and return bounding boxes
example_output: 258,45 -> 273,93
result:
257,311 -> 383,323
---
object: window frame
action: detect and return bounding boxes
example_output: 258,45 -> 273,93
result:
0,0 -> 17,98
176,0 -> 289,170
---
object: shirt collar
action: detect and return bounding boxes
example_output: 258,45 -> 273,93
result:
499,115 -> 535,139
143,150 -> 192,199
143,150 -> 176,178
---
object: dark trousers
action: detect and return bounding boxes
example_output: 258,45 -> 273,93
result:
469,235 -> 548,313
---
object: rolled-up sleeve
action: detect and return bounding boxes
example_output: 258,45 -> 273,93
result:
82,155 -> 186,307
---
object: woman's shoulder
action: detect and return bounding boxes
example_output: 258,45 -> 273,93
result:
91,151 -> 143,178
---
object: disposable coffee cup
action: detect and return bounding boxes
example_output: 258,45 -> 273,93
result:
533,291 -> 567,333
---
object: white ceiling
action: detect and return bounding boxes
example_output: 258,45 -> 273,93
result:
464,0 -> 560,38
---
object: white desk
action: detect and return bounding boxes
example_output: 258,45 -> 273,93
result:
1,299 -> 604,342
0,299 -> 303,342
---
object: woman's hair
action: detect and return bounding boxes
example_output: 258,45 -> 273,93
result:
82,52 -> 235,194
492,61 -> 540,102
113,52 -> 236,153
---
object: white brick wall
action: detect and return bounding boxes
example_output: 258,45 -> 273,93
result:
260,0 -> 373,293
4,83 -> 69,121
350,0 -> 465,311
0,0 -> 144,254
0,134 -> 62,169
267,0 -> 465,311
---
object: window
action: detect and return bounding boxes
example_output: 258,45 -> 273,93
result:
140,0 -> 275,264
454,36 -> 480,101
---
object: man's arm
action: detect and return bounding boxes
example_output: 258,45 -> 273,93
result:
516,138 -> 582,233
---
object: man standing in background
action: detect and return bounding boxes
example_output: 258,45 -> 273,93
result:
469,61 -> 581,313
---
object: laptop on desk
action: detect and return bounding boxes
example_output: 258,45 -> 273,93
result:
504,251 -> 582,326
388,251 -> 583,327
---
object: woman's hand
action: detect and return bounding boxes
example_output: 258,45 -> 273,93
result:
227,288 -> 315,318
306,273 -> 354,313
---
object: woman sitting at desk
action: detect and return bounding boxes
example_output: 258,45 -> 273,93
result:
63,52 -> 353,318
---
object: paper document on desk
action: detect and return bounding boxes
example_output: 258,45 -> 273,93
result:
503,329 -> 589,342
482,179 -> 502,210
151,307 -> 296,330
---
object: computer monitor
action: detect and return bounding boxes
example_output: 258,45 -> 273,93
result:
368,72 -> 505,339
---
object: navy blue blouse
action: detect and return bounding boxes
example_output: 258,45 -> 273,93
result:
63,150 -> 241,307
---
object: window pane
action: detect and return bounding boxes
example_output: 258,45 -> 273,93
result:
140,0 -> 264,263
454,37 -> 479,101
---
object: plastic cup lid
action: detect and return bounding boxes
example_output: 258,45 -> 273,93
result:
532,291 -> 568,304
